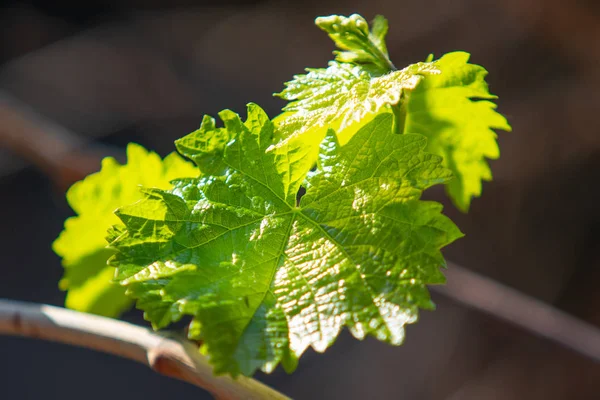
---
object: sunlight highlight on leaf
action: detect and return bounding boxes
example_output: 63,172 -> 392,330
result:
109,105 -> 462,376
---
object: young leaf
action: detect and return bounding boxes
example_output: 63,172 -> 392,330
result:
273,61 -> 439,151
109,104 -> 462,377
275,14 -> 511,211
315,14 -> 395,76
405,52 -> 512,211
53,143 -> 198,317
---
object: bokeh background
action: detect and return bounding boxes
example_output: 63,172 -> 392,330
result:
1,0 -> 600,399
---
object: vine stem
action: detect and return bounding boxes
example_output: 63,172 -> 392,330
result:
0,299 -> 289,400
435,262 -> 600,363
4,262 -> 600,399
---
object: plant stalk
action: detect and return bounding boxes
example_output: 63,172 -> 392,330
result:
0,299 -> 289,400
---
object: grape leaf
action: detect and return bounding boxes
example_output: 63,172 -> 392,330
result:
272,13 -> 438,160
53,143 -> 198,317
109,104 -> 462,376
275,14 -> 511,212
315,14 -> 394,76
405,52 -> 512,211
273,61 -> 439,149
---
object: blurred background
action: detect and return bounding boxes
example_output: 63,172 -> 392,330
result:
1,0 -> 600,399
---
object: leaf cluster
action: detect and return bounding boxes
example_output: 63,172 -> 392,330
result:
54,13 -> 510,376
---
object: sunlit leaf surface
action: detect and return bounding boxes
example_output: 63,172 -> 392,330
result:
109,105 -> 462,376
275,14 -> 511,211
274,61 -> 438,148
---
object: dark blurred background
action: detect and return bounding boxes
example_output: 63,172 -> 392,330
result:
1,0 -> 600,399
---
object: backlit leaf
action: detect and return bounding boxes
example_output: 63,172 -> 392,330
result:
53,144 -> 198,317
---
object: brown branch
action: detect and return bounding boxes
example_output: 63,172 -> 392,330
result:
0,92 -> 122,190
0,299 -> 289,400
435,262 -> 600,363
3,260 -> 600,400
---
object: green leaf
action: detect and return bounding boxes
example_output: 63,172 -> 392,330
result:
53,143 -> 198,317
274,13 -> 440,150
273,61 -> 439,152
405,52 -> 512,211
109,104 -> 462,377
315,14 -> 394,76
276,14 -> 510,211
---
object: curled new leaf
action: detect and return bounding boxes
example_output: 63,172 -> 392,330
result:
316,14 -> 394,76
